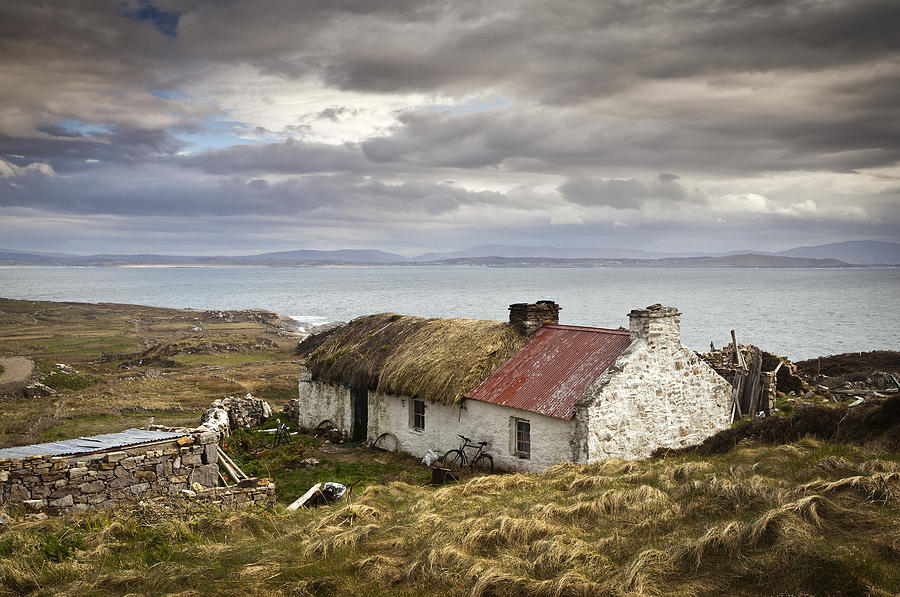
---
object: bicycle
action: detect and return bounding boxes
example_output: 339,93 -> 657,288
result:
441,434 -> 494,474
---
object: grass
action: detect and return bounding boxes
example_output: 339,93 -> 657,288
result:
224,420 -> 431,502
0,298 -> 301,448
0,438 -> 897,596
2,297 -> 898,595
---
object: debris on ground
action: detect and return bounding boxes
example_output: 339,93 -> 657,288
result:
287,481 -> 349,510
421,449 -> 441,467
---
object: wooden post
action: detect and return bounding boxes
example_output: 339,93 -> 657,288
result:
731,330 -> 745,368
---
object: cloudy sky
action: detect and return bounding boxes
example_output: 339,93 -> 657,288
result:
1,0 -> 898,256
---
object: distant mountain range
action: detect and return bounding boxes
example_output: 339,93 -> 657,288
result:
1,240 -> 897,267
414,240 -> 900,265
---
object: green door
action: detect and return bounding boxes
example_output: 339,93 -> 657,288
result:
351,386 -> 368,442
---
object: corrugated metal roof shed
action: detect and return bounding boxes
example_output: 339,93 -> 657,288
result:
466,324 -> 632,420
0,428 -> 187,460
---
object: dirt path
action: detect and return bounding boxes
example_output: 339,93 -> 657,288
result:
0,357 -> 35,385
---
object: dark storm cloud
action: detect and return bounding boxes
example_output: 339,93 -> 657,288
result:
0,127 -> 187,174
0,162 -> 505,221
1,0 -> 898,254
558,175 -> 695,209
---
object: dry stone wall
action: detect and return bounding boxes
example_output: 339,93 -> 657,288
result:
197,393 -> 273,437
0,431 -> 220,516
191,478 -> 276,510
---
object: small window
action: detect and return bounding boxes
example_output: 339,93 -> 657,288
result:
514,419 -> 530,458
411,399 -> 425,430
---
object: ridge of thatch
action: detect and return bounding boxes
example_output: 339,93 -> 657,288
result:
298,312 -> 528,405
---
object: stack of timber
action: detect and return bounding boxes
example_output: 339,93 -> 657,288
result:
217,446 -> 249,486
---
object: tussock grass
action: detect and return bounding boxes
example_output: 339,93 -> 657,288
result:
1,441 -> 899,596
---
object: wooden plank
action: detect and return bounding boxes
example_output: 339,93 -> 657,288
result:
746,348 -> 763,416
730,373 -> 744,422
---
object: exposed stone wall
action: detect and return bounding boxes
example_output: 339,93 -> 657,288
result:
192,478 -> 276,510
576,339 -> 732,461
0,431 -> 220,516
628,304 -> 681,343
509,301 -> 561,336
198,393 -> 273,437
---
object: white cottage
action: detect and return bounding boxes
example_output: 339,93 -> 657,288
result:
291,302 -> 731,472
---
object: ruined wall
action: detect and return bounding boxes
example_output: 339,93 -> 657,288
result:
198,393 -> 273,437
577,338 -> 732,461
0,431 -> 220,516
366,392 -> 575,472
294,366 -> 352,432
192,478 -> 276,510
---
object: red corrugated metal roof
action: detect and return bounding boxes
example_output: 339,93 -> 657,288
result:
466,324 -> 632,420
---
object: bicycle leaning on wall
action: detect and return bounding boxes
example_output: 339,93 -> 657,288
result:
441,434 -> 494,474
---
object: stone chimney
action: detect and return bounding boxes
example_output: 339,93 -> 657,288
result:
628,304 -> 681,343
509,301 -> 560,335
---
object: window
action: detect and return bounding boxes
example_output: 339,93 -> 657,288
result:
411,399 -> 425,430
514,419 -> 530,458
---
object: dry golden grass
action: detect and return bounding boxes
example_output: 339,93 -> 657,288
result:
1,439 -> 899,596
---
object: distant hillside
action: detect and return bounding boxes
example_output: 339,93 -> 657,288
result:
426,254 -> 852,268
416,241 -> 900,264
251,249 -> 407,263
2,243 -> 893,267
0,248 -> 408,266
774,241 -> 900,265
414,244 -> 657,261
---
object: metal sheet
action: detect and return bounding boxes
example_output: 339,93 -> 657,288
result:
0,428 -> 187,460
466,324 -> 632,420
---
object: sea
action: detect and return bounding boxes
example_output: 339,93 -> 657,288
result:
1,265 -> 898,361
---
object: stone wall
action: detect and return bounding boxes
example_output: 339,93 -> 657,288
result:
198,393 -> 273,437
192,478 -> 276,510
0,431 -> 220,516
576,338 -> 732,461
508,301 -> 561,335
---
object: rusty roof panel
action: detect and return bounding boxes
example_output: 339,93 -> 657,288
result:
466,324 -> 632,420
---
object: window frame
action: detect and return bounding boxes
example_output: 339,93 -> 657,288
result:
513,418 -> 531,458
410,399 -> 425,431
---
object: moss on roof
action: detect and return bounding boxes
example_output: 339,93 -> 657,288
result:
298,313 -> 527,405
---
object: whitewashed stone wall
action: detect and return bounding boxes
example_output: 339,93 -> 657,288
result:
366,392 -> 575,472
575,336 -> 731,461
296,366 -> 352,431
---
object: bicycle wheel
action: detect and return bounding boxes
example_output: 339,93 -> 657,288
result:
441,449 -> 464,473
470,454 -> 494,475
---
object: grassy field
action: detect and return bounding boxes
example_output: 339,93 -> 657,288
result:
0,436 -> 897,596
0,298 -> 301,447
1,298 -> 898,596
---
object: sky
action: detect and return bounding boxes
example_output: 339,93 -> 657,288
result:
0,0 -> 898,257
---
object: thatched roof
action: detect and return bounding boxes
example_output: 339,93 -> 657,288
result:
298,313 -> 527,405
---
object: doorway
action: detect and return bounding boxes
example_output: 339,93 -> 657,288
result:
351,386 -> 368,442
